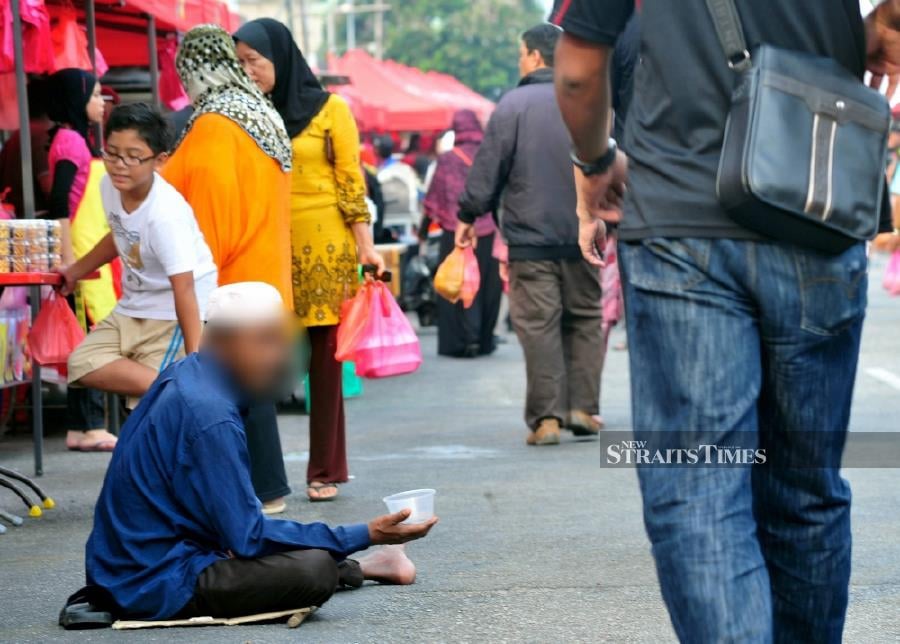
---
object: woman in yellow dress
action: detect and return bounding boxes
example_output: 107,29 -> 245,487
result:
235,18 -> 384,502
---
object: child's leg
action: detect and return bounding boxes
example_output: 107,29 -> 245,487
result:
76,358 -> 157,397
68,312 -> 155,397
70,314 -> 185,401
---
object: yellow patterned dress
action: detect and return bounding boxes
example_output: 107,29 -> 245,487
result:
290,94 -> 370,326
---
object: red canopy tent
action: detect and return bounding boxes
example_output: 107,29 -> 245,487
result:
328,49 -> 494,133
1,0 -> 239,127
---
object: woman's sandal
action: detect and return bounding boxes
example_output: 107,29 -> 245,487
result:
307,482 -> 339,503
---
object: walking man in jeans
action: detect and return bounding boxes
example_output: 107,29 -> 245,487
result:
553,0 -> 900,641
456,23 -> 604,446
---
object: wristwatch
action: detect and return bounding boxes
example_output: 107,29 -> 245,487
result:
571,138 -> 618,176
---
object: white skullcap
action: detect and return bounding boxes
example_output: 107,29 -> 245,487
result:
206,282 -> 285,327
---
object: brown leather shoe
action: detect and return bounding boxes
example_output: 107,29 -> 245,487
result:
565,410 -> 604,437
526,418 -> 561,446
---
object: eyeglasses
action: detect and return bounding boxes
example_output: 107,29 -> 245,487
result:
101,150 -> 157,167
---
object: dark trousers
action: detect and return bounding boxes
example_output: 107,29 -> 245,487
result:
306,325 -> 348,484
619,239 -> 864,643
66,293 -> 107,431
437,229 -> 503,357
66,387 -> 106,430
176,550 -> 363,618
244,402 -> 291,503
508,258 -> 603,430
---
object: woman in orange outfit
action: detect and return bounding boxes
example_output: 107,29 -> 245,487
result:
163,24 -> 294,513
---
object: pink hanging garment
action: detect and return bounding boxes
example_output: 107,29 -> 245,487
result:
51,7 -> 108,75
158,38 -> 190,111
883,250 -> 900,296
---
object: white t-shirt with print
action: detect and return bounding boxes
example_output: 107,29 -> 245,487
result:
100,173 -> 218,321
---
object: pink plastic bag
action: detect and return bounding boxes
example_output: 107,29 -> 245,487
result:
343,281 -> 422,378
884,251 -> 900,296
459,246 -> 480,309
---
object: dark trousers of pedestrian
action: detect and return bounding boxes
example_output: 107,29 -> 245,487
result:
437,229 -> 503,357
67,387 -> 106,430
244,402 -> 291,503
306,324 -> 348,484
618,238 -> 865,643
66,294 -> 108,432
508,258 -> 603,429
175,550 -> 363,618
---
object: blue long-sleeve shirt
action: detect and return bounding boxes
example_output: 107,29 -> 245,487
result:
85,353 -> 371,620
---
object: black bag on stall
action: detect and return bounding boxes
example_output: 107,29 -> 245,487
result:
708,0 -> 891,253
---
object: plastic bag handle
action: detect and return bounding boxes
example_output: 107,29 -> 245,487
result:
361,264 -> 393,283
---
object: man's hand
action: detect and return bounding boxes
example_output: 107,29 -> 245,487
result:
866,1 -> 900,97
579,218 -> 608,267
57,265 -> 78,297
574,150 -> 628,225
368,510 -> 439,545
454,222 -> 477,249
873,231 -> 900,252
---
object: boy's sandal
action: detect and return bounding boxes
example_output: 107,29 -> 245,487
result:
307,482 -> 339,503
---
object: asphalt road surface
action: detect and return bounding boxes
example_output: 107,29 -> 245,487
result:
1,252 -> 899,643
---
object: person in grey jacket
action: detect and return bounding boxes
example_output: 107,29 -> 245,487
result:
455,23 -> 604,447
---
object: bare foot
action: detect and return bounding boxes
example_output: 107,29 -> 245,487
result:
66,430 -> 86,450
68,429 -> 118,452
357,545 -> 417,585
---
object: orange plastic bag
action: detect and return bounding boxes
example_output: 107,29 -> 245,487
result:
28,291 -> 85,365
434,247 -> 465,303
459,246 -> 481,309
335,283 -> 375,363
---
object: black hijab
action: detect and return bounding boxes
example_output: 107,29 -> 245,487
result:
233,18 -> 329,139
47,68 -> 97,151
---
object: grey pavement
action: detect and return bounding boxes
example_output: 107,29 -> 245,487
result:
1,253 -> 900,643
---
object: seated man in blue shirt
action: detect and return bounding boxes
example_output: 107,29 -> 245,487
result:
83,282 -> 438,621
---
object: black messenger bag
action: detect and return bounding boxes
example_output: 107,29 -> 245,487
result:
708,0 -> 891,254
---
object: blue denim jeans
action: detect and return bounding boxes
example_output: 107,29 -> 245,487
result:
618,239 -> 867,644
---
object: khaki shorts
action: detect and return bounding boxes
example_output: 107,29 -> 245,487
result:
68,311 -> 185,390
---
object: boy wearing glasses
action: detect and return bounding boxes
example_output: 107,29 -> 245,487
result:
62,103 -> 217,405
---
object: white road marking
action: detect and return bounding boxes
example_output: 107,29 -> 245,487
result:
283,445 -> 502,463
865,367 -> 900,392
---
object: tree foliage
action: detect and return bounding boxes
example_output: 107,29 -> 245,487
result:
380,0 -> 547,99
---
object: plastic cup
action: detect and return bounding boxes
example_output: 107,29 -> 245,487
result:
382,489 -> 436,524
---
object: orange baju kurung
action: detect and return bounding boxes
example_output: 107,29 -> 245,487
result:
163,113 -> 292,307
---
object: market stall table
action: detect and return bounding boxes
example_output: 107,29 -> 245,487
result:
0,271 -> 97,476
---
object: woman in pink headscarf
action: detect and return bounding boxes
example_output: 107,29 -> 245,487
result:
422,109 -> 502,358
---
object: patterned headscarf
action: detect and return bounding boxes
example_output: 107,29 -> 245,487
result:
174,24 -> 292,171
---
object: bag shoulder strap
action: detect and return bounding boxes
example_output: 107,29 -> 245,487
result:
705,0 -> 752,72
451,146 -> 473,167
